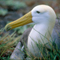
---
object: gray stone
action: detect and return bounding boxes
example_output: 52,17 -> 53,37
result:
10,42 -> 25,60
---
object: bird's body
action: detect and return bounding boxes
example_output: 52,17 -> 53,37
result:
27,5 -> 56,57
5,5 -> 58,58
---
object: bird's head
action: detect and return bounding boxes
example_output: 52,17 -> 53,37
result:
5,5 -> 56,31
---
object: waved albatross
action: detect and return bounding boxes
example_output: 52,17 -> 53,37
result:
5,5 -> 60,59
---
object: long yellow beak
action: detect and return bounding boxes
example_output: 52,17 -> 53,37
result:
5,11 -> 33,31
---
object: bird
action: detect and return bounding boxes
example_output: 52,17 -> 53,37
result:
5,5 -> 59,58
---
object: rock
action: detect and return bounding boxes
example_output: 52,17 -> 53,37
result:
10,42 -> 25,60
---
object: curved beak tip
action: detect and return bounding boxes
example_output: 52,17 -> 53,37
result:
5,24 -> 11,31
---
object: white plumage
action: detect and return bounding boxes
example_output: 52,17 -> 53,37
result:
27,5 -> 56,57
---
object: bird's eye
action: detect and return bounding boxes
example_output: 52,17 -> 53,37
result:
36,11 -> 40,13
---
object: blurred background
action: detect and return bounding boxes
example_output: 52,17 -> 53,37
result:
0,0 -> 60,33
0,0 -> 60,59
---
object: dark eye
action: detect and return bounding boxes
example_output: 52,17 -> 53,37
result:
36,11 -> 40,13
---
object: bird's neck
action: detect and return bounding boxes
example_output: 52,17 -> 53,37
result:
33,23 -> 54,39
34,23 -> 53,30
